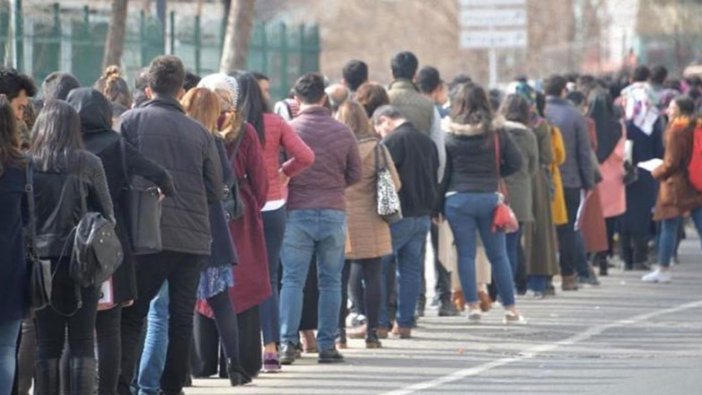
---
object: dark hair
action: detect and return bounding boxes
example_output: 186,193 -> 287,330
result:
417,66 -> 442,94
133,68 -> 150,107
391,51 -> 419,80
450,82 -> 493,137
488,89 -> 503,112
293,72 -> 326,104
147,55 -> 185,98
251,72 -> 269,82
500,94 -> 531,125
663,79 -> 681,91
576,74 -> 596,97
673,95 -> 696,117
566,90 -> 587,107
355,82 -> 390,118
650,65 -> 668,85
449,74 -> 472,91
42,72 -> 80,101
371,105 -> 404,125
183,71 -> 202,92
29,100 -> 84,172
632,66 -> 651,83
95,66 -> 132,109
342,60 -> 369,91
544,74 -> 567,96
0,67 -> 37,100
233,71 -> 267,144
0,95 -> 23,175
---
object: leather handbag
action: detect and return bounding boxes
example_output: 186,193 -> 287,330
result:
491,134 -> 519,234
223,132 -> 245,221
374,141 -> 403,224
120,139 -> 163,255
24,161 -> 52,311
70,176 -> 124,288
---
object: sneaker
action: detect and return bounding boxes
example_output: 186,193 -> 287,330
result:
526,290 -> 545,299
279,342 -> 297,365
642,269 -> 671,283
318,348 -> 345,363
503,311 -> 527,325
262,352 -> 281,373
467,309 -> 482,324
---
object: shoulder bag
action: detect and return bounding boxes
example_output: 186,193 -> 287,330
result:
24,161 -> 52,311
223,132 -> 246,221
491,133 -> 519,234
374,141 -> 403,224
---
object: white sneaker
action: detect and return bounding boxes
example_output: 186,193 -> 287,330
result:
503,311 -> 527,325
641,269 -> 672,283
467,309 -> 482,324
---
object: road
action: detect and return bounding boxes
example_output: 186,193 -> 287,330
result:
187,236 -> 702,395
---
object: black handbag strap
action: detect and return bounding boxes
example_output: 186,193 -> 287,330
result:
373,139 -> 388,175
119,137 -> 132,191
25,159 -> 38,255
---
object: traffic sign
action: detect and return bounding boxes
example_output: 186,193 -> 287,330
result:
459,0 -> 526,7
459,8 -> 527,28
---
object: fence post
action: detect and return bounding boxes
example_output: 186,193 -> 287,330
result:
169,11 -> 175,55
194,14 -> 201,75
11,0 -> 23,71
261,23 -> 268,75
139,10 -> 145,66
280,23 -> 288,96
298,24 -> 304,76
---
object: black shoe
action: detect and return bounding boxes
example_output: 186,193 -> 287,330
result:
227,359 -> 252,386
279,342 -> 297,365
365,331 -> 382,349
438,301 -> 459,317
318,348 -> 345,363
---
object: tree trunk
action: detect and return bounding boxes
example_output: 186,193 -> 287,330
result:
103,0 -> 129,70
220,0 -> 255,74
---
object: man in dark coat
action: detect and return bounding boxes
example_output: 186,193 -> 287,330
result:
116,55 -> 223,395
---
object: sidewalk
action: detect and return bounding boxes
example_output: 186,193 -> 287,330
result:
187,237 -> 702,395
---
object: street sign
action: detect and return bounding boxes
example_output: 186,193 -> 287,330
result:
459,8 -> 527,28
460,30 -> 528,49
459,0 -> 526,6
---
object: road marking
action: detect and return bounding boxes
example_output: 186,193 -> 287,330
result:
379,299 -> 702,395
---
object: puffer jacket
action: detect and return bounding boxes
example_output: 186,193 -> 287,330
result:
120,96 -> 223,256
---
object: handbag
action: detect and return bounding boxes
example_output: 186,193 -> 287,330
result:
223,132 -> 245,221
491,134 -> 519,234
623,160 -> 639,185
374,141 -> 403,224
70,176 -> 123,288
120,138 -> 163,255
24,161 -> 52,311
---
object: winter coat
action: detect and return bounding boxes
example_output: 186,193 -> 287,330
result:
502,120 -> 538,222
68,87 -> 175,304
120,96 -> 223,256
545,96 -> 595,190
549,124 -> 568,225
652,118 -> 702,220
345,138 -> 402,260
580,121 -> 609,254
0,164 -> 29,321
387,79 -> 435,134
599,126 -> 627,218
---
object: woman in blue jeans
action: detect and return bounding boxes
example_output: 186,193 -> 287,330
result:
0,95 -> 30,394
644,96 -> 702,283
442,82 -> 527,324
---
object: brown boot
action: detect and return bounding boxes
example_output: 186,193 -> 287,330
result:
391,323 -> 411,339
452,290 -> 466,312
561,275 -> 579,291
477,290 -> 492,312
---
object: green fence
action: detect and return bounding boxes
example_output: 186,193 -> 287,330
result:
0,2 -> 320,100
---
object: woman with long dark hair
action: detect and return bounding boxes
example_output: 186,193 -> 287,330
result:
66,87 -> 175,395
0,94 -> 28,394
442,83 -> 526,324
30,100 -> 114,394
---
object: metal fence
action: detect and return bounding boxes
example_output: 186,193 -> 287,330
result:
0,2 -> 320,100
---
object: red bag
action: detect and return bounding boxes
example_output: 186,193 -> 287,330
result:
688,122 -> 702,193
491,133 -> 519,233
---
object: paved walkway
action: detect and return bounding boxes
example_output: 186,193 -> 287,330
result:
187,236 -> 702,394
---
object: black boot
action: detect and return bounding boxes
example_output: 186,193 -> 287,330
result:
68,357 -> 96,395
227,359 -> 251,386
34,358 -> 60,395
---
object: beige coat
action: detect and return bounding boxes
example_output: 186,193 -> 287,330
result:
345,138 -> 401,260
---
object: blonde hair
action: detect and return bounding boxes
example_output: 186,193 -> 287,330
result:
95,65 -> 133,109
335,100 -> 373,139
181,88 -> 221,133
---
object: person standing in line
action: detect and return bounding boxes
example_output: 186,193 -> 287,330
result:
544,75 -> 595,291
30,100 -> 115,394
499,94 -> 539,294
373,105 -> 439,338
67,87 -> 175,395
335,101 -> 401,349
117,55 -> 223,395
356,82 -> 390,119
278,73 -> 362,364
644,96 -> 702,283
341,60 -> 369,96
94,66 -> 133,122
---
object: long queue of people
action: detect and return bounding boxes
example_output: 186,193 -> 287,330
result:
1,52 -> 701,395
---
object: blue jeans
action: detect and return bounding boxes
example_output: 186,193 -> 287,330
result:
279,210 -> 347,351
0,319 -> 21,395
446,192 -> 516,307
657,207 -> 702,267
527,275 -> 548,293
382,216 -> 431,328
260,207 -> 286,345
137,282 -> 169,395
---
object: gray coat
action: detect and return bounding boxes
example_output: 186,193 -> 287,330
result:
544,96 -> 595,190
121,96 -> 223,256
503,121 -> 538,222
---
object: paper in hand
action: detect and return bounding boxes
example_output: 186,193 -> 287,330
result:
637,158 -> 663,172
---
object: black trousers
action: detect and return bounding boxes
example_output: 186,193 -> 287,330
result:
237,307 -> 262,378
339,258 -> 382,333
190,291 -> 241,377
620,232 -> 649,267
118,251 -> 205,395
96,306 -> 122,394
556,187 -> 588,277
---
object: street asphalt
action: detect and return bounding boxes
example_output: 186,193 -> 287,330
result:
187,235 -> 702,395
